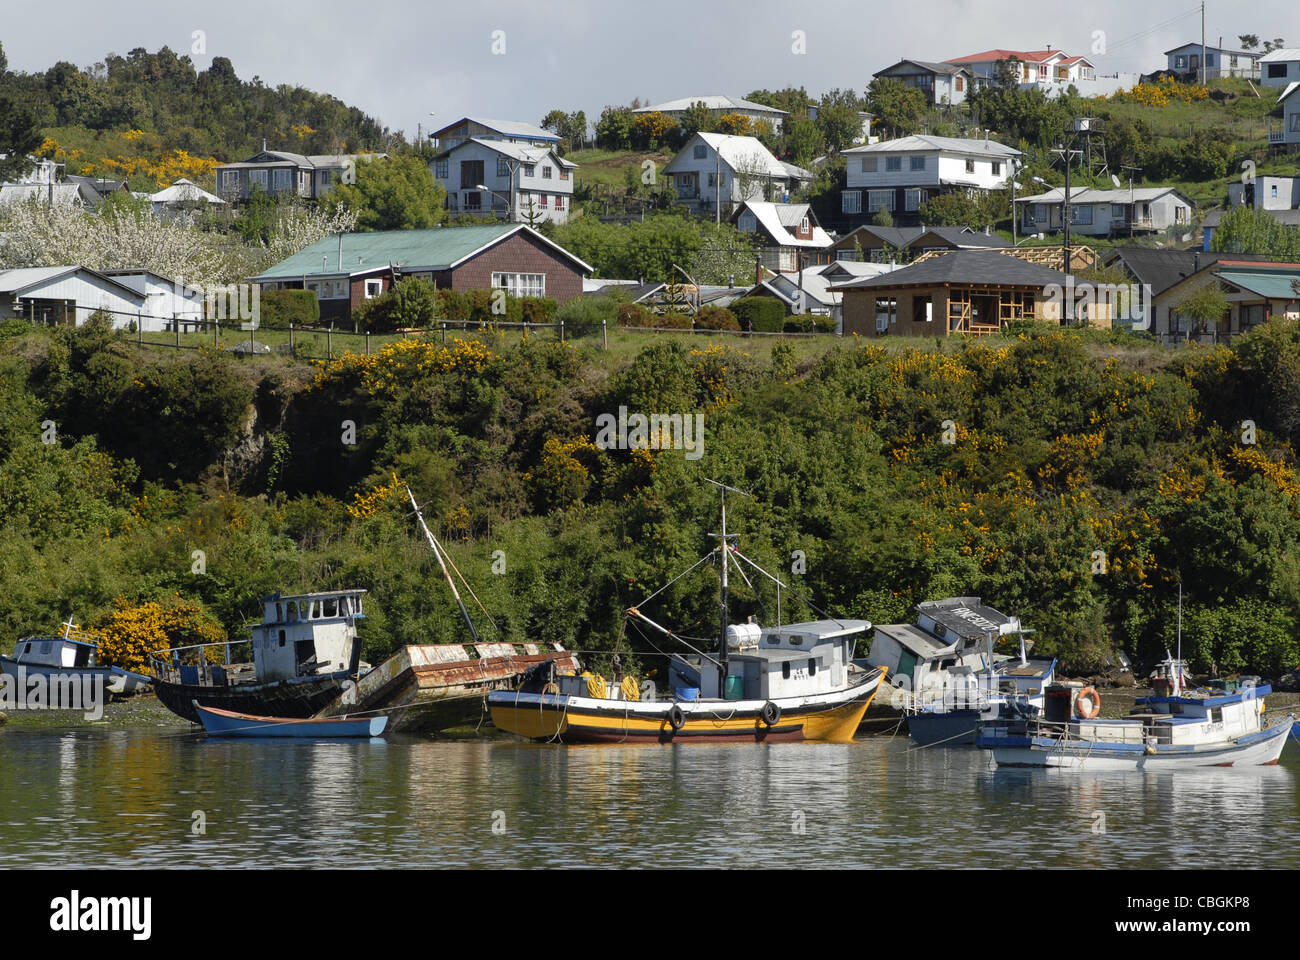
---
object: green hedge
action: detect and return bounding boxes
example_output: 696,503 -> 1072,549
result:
695,306 -> 740,330
259,289 -> 320,330
732,296 -> 787,332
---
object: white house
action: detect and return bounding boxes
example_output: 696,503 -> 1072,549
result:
732,200 -> 833,272
147,178 -> 225,216
1016,186 -> 1193,238
634,96 -> 788,134
662,133 -> 812,216
1228,175 -> 1299,210
432,138 -> 576,224
840,135 -> 1020,227
1261,49 -> 1300,88
1271,82 -> 1300,150
1165,43 -> 1262,79
872,60 -> 974,106
946,48 -> 1138,97
0,266 -> 147,328
99,269 -> 206,332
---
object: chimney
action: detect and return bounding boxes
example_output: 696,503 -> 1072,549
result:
262,137 -> 267,152
755,255 -> 762,285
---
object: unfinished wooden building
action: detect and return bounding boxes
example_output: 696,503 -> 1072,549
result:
836,250 -> 1112,338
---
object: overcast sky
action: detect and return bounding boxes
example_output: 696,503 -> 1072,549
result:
3,0 -> 1291,140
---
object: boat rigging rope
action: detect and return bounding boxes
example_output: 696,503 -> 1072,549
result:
634,550 -> 719,608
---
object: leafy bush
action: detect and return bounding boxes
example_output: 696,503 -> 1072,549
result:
556,296 -> 618,338
783,316 -> 815,333
258,289 -> 319,330
694,306 -> 740,330
354,277 -> 440,333
732,296 -> 786,332
617,302 -> 653,327
655,312 -> 693,329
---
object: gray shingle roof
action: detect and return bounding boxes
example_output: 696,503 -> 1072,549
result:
834,250 -> 1069,290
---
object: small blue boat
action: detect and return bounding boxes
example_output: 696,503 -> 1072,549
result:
194,703 -> 387,738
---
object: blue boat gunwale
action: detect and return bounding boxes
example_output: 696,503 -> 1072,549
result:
1134,685 -> 1272,709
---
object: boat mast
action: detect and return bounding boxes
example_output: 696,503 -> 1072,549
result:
406,485 -> 481,644
705,479 -> 748,695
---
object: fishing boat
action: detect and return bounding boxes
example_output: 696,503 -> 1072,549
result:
310,486 -> 581,733
905,628 -> 1057,747
194,703 -> 387,738
1,620 -> 151,697
149,590 -> 368,723
488,480 -> 888,744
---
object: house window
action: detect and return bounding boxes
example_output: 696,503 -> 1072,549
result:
542,166 -> 552,179
1071,205 -> 1093,225
858,157 -> 877,174
496,156 -> 510,177
910,156 -> 926,172
693,144 -> 707,159
904,189 -> 923,211
539,194 -> 548,206
799,215 -> 810,234
272,168 -> 292,193
1242,304 -> 1266,328
1290,113 -> 1300,132
465,191 -> 482,210
965,159 -> 976,174
1272,184 -> 1280,198
1111,204 -> 1127,218
559,168 -> 569,180
913,295 -> 933,323
491,272 -> 545,297
1175,55 -> 1188,69
249,169 -> 269,192
554,195 -> 564,209
306,279 -> 347,300
885,156 -> 902,172
435,160 -> 449,178
956,77 -> 964,92
842,190 -> 862,214
1175,207 -> 1187,223
364,279 -> 383,299
460,159 -> 484,190
522,163 -> 536,177
1269,64 -> 1288,79
868,189 -> 895,212
991,162 -> 1002,176
447,193 -> 458,211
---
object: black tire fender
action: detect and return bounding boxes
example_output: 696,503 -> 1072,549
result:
760,701 -> 780,727
667,704 -> 686,731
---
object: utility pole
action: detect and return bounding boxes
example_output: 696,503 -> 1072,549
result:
1201,1 -> 1206,86
1010,157 -> 1018,246
1052,139 -> 1083,315
715,137 -> 723,226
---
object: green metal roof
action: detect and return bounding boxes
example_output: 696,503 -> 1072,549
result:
250,223 -> 588,281
1217,267 -> 1300,300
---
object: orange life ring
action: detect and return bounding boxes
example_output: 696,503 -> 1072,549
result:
1074,686 -> 1101,719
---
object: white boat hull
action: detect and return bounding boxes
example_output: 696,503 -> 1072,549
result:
986,718 -> 1292,770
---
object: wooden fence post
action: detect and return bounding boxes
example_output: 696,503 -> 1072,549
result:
602,319 -> 607,350
289,324 -> 294,353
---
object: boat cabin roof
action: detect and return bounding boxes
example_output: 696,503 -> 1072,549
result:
1001,658 -> 1055,679
1135,685 -> 1271,709
263,589 -> 368,603
916,597 -> 1014,641
761,618 -> 870,642
875,622 -> 957,657
19,634 -> 100,649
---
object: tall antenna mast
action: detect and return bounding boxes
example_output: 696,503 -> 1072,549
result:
705,478 -> 749,694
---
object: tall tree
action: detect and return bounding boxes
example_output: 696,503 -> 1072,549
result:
0,98 -> 42,181
865,77 -> 926,139
320,154 -> 447,231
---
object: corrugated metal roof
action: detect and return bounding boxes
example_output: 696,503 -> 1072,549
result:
433,118 -> 558,142
0,265 -> 146,300
633,95 -> 787,115
834,249 -> 1069,290
1217,265 -> 1300,299
1260,48 -> 1300,61
843,135 -> 1021,158
249,224 -> 592,281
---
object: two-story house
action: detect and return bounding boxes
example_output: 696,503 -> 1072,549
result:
1165,43 -> 1263,80
1270,82 -> 1300,151
214,144 -> 381,202
432,138 -> 576,225
1261,49 -> 1300,88
732,200 -> 834,272
839,135 -> 1020,229
429,117 -> 560,152
634,96 -> 789,134
1016,185 -> 1193,238
871,60 -> 974,106
946,47 -> 1138,97
662,133 -> 812,217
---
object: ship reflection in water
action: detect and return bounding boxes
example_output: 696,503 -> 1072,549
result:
0,728 -> 1296,869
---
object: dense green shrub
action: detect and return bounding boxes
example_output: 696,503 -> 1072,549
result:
694,306 -> 740,331
655,312 -> 693,329
555,296 -> 617,338
354,277 -> 440,333
258,289 -> 319,330
731,296 -> 787,332
617,302 -> 653,327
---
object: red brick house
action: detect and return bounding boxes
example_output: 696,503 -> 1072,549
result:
250,223 -> 593,323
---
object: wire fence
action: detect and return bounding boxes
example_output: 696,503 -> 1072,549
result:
24,303 -> 840,361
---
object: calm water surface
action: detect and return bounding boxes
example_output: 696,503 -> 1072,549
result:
2,726 -> 1298,868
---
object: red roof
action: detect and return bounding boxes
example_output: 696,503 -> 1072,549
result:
946,49 -> 1091,66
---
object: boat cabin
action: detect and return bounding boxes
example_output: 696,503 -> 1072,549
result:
8,634 -> 100,669
251,590 -> 366,683
867,597 -> 1022,699
670,619 -> 871,701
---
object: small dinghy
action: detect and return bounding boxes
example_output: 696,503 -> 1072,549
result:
194,703 -> 387,738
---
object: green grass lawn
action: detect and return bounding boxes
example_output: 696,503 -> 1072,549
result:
567,148 -> 675,190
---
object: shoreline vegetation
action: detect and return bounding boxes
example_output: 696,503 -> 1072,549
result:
1,315 -> 1299,686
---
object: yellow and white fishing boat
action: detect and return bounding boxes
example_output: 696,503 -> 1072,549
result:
489,481 -> 887,743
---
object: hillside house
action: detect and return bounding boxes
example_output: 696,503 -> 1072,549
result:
732,200 -> 833,271
663,133 -> 813,217
1165,43 -> 1262,80
214,146 -> 383,202
1261,49 -> 1300,88
839,135 -> 1020,229
946,48 -> 1137,97
871,61 -> 973,106
249,223 -> 592,323
1016,185 -> 1193,238
829,224 -> 1009,263
429,117 -> 560,153
0,266 -> 147,327
836,250 -> 1110,337
634,96 -> 789,134
1151,257 -> 1300,343
432,138 -> 575,224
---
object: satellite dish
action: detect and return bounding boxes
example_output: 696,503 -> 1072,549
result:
1111,174 -> 1122,188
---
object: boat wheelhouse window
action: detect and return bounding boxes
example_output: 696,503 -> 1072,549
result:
782,662 -> 791,679
23,642 -> 31,655
1210,707 -> 1223,723
324,597 -> 338,617
788,635 -> 803,646
278,630 -> 286,647
286,601 -> 298,621
308,601 -> 318,619
808,658 -> 817,677
276,602 -> 284,622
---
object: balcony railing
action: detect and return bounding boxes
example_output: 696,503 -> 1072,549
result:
1269,128 -> 1286,144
